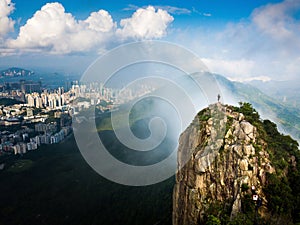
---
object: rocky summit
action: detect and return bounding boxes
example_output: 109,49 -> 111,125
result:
173,102 -> 300,225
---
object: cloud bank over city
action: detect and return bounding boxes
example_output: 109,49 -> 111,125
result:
0,0 -> 299,81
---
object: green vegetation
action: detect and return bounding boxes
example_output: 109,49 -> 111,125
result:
204,197 -> 257,225
207,215 -> 221,225
233,102 -> 260,125
45,116 -> 60,125
7,159 -> 33,172
226,116 -> 234,134
262,120 -> 300,223
199,113 -> 211,122
0,124 -> 22,132
238,102 -> 300,223
216,74 -> 300,141
1,102 -> 299,225
197,107 -> 211,122
205,102 -> 300,224
96,98 -> 159,132
236,103 -> 300,223
0,97 -> 176,225
0,98 -> 23,106
97,99 -> 113,107
264,173 -> 293,215
96,111 -> 127,131
0,135 -> 174,225
241,183 -> 249,192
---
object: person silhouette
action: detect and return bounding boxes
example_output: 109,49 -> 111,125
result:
217,94 -> 221,102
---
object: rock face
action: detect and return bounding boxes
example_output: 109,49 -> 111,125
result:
173,103 -> 274,225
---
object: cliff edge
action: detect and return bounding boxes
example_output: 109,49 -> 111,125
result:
173,103 -> 300,224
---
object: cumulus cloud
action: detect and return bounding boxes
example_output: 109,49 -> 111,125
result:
0,0 -> 15,38
5,3 -> 173,54
117,6 -> 174,40
7,2 -> 115,54
85,10 -> 115,32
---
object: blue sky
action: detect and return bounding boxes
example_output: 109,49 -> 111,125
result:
0,0 -> 299,81
10,0 -> 283,28
10,0 -> 282,20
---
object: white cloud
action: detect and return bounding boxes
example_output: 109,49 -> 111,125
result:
124,4 -> 190,15
7,2 -> 115,54
155,6 -> 191,15
201,58 -> 255,78
85,10 -> 115,32
0,0 -> 15,38
203,13 -> 212,17
191,7 -> 212,17
252,0 -> 300,41
0,47 -> 15,56
5,3 -> 174,54
117,6 -> 174,40
227,76 -> 271,83
192,0 -> 300,81
248,0 -> 300,79
123,4 -> 139,11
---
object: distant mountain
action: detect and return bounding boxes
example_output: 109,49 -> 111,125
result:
0,67 -> 34,78
213,74 -> 300,142
247,79 -> 300,107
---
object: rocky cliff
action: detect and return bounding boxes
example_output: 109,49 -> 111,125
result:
173,103 -> 300,225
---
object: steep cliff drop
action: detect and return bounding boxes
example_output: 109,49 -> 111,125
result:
173,103 -> 299,225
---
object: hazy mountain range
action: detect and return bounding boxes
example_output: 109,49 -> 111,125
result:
0,67 -> 34,78
248,79 -> 300,108
214,74 -> 300,141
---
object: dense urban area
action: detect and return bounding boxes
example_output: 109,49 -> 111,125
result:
0,74 -> 154,164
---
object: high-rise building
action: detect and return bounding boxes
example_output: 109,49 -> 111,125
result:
35,96 -> 43,108
27,94 -> 35,107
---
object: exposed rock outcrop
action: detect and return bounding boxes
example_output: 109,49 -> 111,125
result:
173,103 -> 275,225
